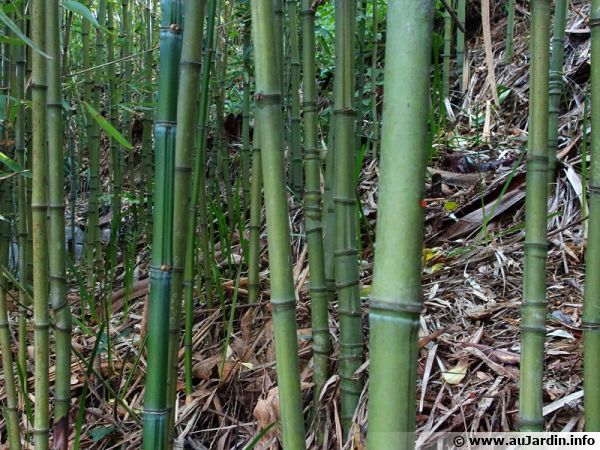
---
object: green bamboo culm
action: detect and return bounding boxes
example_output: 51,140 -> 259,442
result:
0,84 -> 21,450
367,1 -> 433,448
32,0 -> 50,447
505,0 -> 516,63
183,0 -> 217,320
0,206 -> 21,450
584,0 -> 600,431
47,0 -> 72,444
288,0 -> 303,196
170,0 -> 206,413
250,0 -> 307,447
247,127 -> 263,305
519,0 -> 550,433
89,0 -> 107,285
355,0 -> 366,152
370,0 -> 379,156
301,0 -> 330,415
333,0 -> 363,434
142,0 -> 183,447
442,4 -> 452,98
547,0 -> 568,180
142,0 -> 155,238
107,0 -> 121,256
14,0 -> 29,381
241,17 -> 252,214
456,0 -> 465,92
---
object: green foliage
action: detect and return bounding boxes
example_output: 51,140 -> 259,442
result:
64,0 -> 100,28
0,9 -> 49,58
82,101 -> 133,149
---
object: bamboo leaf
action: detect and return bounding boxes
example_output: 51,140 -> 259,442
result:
0,151 -> 25,173
88,425 -> 116,442
82,101 -> 133,150
442,359 -> 469,385
63,0 -> 100,28
243,422 -> 276,450
0,35 -> 22,46
0,10 -> 50,58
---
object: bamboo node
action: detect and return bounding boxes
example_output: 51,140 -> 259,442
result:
582,321 -> 600,330
370,299 -> 423,314
519,418 -> 545,427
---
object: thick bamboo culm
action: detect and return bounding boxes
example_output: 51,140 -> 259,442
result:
547,0 -> 568,180
367,1 -> 434,448
519,0 -> 550,433
142,0 -> 183,447
250,0 -> 307,447
47,0 -> 72,444
584,0 -> 600,431
32,0 -> 51,447
301,0 -> 331,417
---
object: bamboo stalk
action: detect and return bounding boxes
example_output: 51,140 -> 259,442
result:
88,0 -> 107,286
247,127 -> 262,305
367,1 -> 433,447
288,0 -> 303,195
142,0 -> 155,240
170,0 -> 207,411
443,3 -> 453,98
370,0 -> 379,156
301,0 -> 330,418
13,0 -> 29,388
505,0 -> 516,63
0,39 -> 21,448
241,17 -> 252,215
142,0 -> 183,447
584,0 -> 600,431
547,0 -> 568,180
31,0 -> 50,446
519,0 -> 550,432
251,0 -> 307,446
47,0 -> 72,443
333,0 -> 363,434
456,0 -> 466,92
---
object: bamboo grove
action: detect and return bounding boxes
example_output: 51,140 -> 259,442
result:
0,0 -> 598,448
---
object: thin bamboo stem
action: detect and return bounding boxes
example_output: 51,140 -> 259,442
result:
170,0 -> 207,413
333,0 -> 363,434
547,0 -> 568,180
456,0 -> 466,91
301,0 -> 330,419
251,0 -> 307,446
31,0 -> 50,446
47,0 -> 72,442
519,0 -> 550,433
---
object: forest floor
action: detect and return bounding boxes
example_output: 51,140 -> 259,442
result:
0,1 -> 594,449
